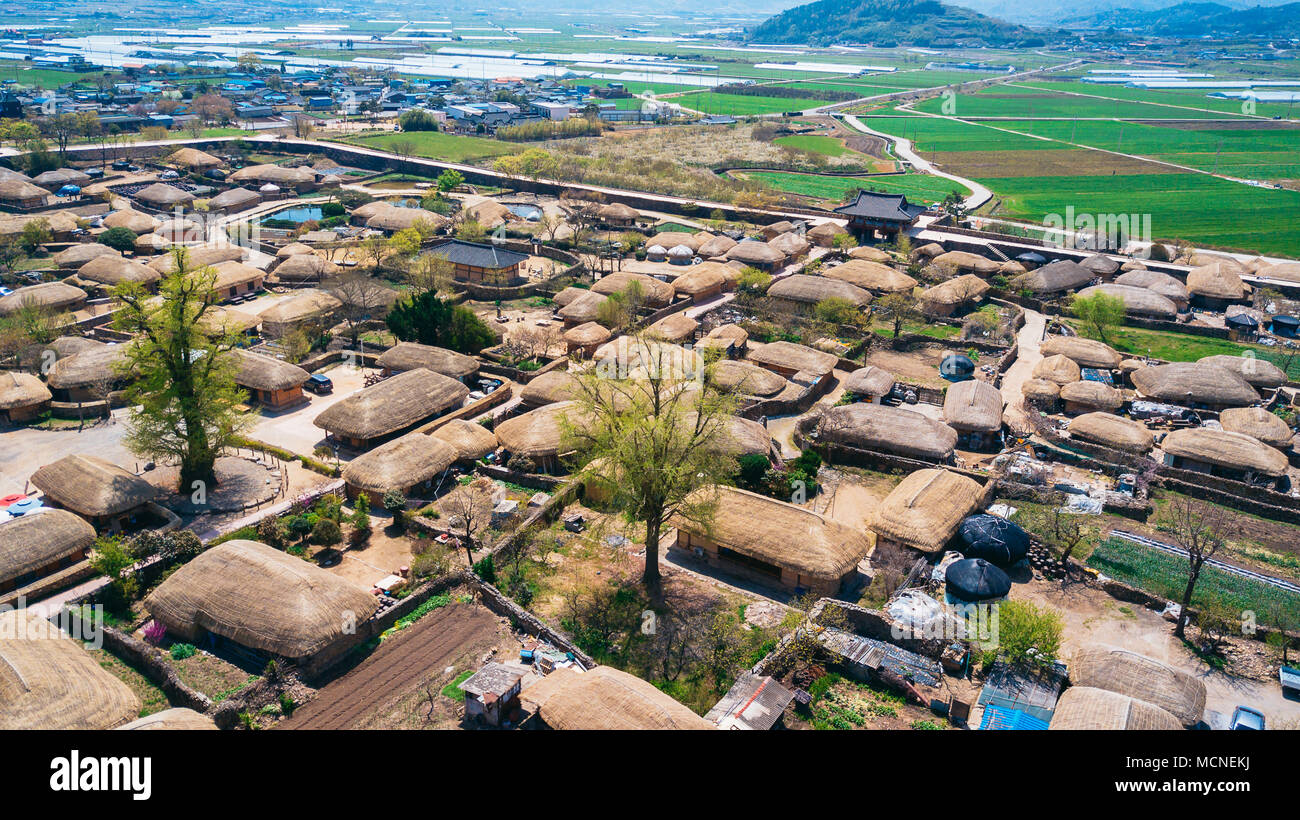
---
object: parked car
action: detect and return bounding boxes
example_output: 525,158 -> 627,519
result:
0,287 -> 11,297
305,374 -> 333,395
1229,706 -> 1265,730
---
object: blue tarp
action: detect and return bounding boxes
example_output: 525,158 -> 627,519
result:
979,703 -> 1049,730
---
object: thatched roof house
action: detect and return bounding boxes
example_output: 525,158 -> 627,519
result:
869,468 -> 984,553
207,187 -> 262,213
942,379 -> 1003,433
1039,336 -> 1122,370
53,243 -> 119,269
557,289 -> 608,326
714,415 -> 772,458
431,418 -> 499,462
77,255 -> 161,287
824,259 -> 917,294
520,665 -> 713,730
1196,354 -> 1286,389
552,286 -> 588,308
1114,269 -> 1189,309
0,509 -> 95,592
646,312 -> 699,344
699,322 -> 749,353
519,369 -> 581,408
494,400 -> 590,469
851,245 -> 895,263
1131,362 -> 1258,408
768,231 -> 810,259
0,281 -> 87,316
365,206 -> 447,233
33,168 -> 91,191
208,260 -> 265,298
30,454 -> 155,528
258,289 -> 342,336
597,202 -> 639,224
273,252 -> 339,283
1021,378 -> 1061,403
1077,284 -> 1177,319
1080,253 -> 1121,276
1059,379 -> 1124,413
747,340 -> 837,379
1068,412 -> 1153,454
315,368 -> 469,448
0,177 -> 50,207
1032,354 -> 1081,385
1161,427 -> 1288,477
1218,406 -> 1294,448
145,539 -> 379,670
135,182 -> 195,209
819,403 -> 957,462
342,432 -> 458,499
1069,648 -> 1206,727
918,274 -> 989,316
1186,263 -> 1248,304
648,231 -> 701,252
697,233 -> 738,258
46,343 -> 130,400
806,221 -> 847,247
0,370 -> 52,422
230,349 -> 309,408
1048,686 -> 1183,731
147,245 -> 246,274
841,365 -> 895,399
564,321 -> 612,356
710,360 -> 786,398
229,164 -> 316,188
767,274 -> 872,310
276,242 -> 314,259
932,250 -> 999,276
726,240 -> 784,269
118,708 -> 218,730
760,221 -> 796,240
1014,259 -> 1094,294
201,305 -> 261,336
672,485 -> 873,594
102,208 -> 159,234
166,147 -> 222,170
591,271 -> 674,308
0,610 -> 140,730
376,341 -> 478,381
671,263 -> 729,302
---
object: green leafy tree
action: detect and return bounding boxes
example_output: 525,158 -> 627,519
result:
99,226 -> 137,252
386,290 -> 495,354
874,291 -> 919,339
436,169 -> 464,193
1070,290 -> 1126,344
813,297 -> 867,328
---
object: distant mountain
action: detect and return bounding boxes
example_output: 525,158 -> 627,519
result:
1069,0 -> 1300,35
748,0 -> 1041,47
945,0 -> 1298,26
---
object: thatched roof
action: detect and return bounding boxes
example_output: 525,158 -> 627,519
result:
710,360 -> 786,397
33,168 -> 91,189
598,202 -> 639,221
911,242 -> 945,261
365,206 -> 447,233
231,348 -> 309,392
103,208 -> 159,233
871,468 -> 984,553
495,400 -> 590,458
646,312 -> 698,343
0,178 -> 49,202
463,199 -> 513,229
147,246 -> 247,274
671,264 -> 728,298
714,415 -> 772,458
1014,259 -> 1093,294
1161,427 -> 1287,475
1059,379 -> 1123,410
520,665 -> 713,730
46,343 -> 129,390
1020,378 -> 1061,400
0,210 -> 78,238
697,234 -> 737,257
552,286 -> 589,308
564,321 -> 611,347
747,340 -> 838,377
767,231 -> 810,258
258,289 -> 342,326
704,323 -> 748,346
1196,354 -> 1287,389
520,369 -> 581,407
53,243 -> 120,269
1114,269 -> 1189,306
942,379 -> 1003,432
1080,253 -> 1121,275
725,240 -> 784,265
557,290 -> 608,324
918,274 -> 989,308
676,485 -> 872,580
850,245 -> 894,263
1218,406 -> 1294,448
274,253 -> 339,282
207,187 -> 261,210
145,539 -> 380,659
46,335 -> 103,359
1077,284 -> 1177,319
315,368 -> 469,441
1069,412 -> 1153,453
1039,336 -> 1122,369
77,254 -> 161,286
151,217 -> 205,244
31,455 -> 155,517
761,221 -> 796,238
343,432 -> 458,493
591,272 -> 674,307
841,365 -> 896,397
648,231 -> 700,252
276,242 -> 314,259
208,260 -> 264,292
1069,648 -> 1206,726
768,274 -> 871,307
1131,362 -> 1258,407
167,147 -> 222,169
0,281 -> 86,315
806,221 -> 847,246
1049,686 -> 1183,731
932,250 -> 999,275
229,164 -> 316,186
0,509 -> 95,586
0,610 -> 140,730
135,182 -> 195,208
1032,354 -> 1081,385
0,370 -> 51,410
430,419 -> 499,461
819,403 -> 957,461
118,707 -> 218,730
200,305 -> 261,335
376,342 -> 478,380
1186,263 -> 1247,301
824,259 -> 916,294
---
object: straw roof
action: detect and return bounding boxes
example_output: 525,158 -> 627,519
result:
1032,354 -> 1081,385
704,323 -> 748,345
276,242 -> 314,259
208,260 -> 264,292
998,260 -> 1025,276
912,242 -> 945,260
520,369 -> 581,407
1120,259 -> 1147,272
594,336 -> 704,380
1077,284 -> 1177,319
1021,378 -> 1061,400
1257,261 -> 1300,284
145,539 -> 380,660
918,274 -> 989,308
365,206 -> 447,233
598,202 -> 639,221
768,231 -> 810,258
1196,354 -> 1287,389
0,178 -> 49,202
77,254 -> 161,286
841,365 -> 896,397
430,419 -> 498,461
1039,336 -> 1122,369
0,210 -> 77,238
1218,406 -> 1294,448
45,334 -> 103,358
315,368 -> 469,441
1014,259 -> 1093,294
552,286 -> 588,308
495,400 -> 590,458
850,245 -> 894,263
1049,686 -> 1183,731
376,342 -> 478,380
1069,648 -> 1206,726
761,221 -> 796,239
671,264 -> 729,298
819,403 -> 957,461
649,231 -> 700,252
824,259 -> 917,293
520,665 -> 713,730
564,321 -> 611,347
147,246 -> 247,274
747,341 -> 838,377
769,274 -> 872,307
31,454 -> 156,517
135,182 -> 195,208
1059,379 -> 1123,411
0,370 -> 51,411
591,271 -> 674,307
46,344 -> 129,390
1161,427 -> 1287,475
558,290 -> 609,325
343,432 -> 458,494
646,312 -> 699,343
118,708 -> 218,730
676,485 -> 872,580
932,250 -> 999,275
201,305 -> 261,335
231,348 -> 309,392
710,360 -> 786,397
102,208 -> 159,233
229,164 -> 316,186
714,415 -> 772,458
33,168 -> 91,189
258,289 -> 342,326
1113,269 -> 1189,306
0,610 -> 140,730
152,217 -> 206,244
1131,362 -> 1258,407
806,221 -> 847,246
1069,412 -> 1154,453
167,147 -> 222,169
463,199 -> 513,228
0,281 -> 86,315
207,187 -> 261,210
53,243 -> 120,269
0,509 -> 95,586
942,379 -> 1003,432
274,253 -> 339,282
1080,253 -> 1121,275
726,240 -> 784,265
697,233 -> 737,257
869,468 -> 984,552
1186,263 -> 1247,300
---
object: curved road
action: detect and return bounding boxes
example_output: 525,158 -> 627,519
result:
842,114 -> 993,212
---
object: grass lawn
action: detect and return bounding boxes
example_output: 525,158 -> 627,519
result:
1070,321 -> 1300,379
746,169 -> 970,203
90,649 -> 170,718
773,134 -> 859,157
344,130 -> 515,163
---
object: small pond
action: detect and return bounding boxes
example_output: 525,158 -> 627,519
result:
505,203 -> 542,221
257,205 -> 323,226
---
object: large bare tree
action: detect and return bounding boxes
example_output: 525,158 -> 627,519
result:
1160,495 -> 1229,639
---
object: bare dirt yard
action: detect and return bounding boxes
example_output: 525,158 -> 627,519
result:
860,345 -> 955,388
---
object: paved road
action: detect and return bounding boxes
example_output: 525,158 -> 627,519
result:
842,114 -> 993,212
999,308 -> 1048,436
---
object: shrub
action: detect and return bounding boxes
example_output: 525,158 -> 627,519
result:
256,517 -> 289,549
984,599 -> 1063,670
473,554 -> 496,584
321,201 -> 346,217
397,108 -> 440,132
99,226 -> 137,252
170,643 -> 197,660
310,517 -> 342,546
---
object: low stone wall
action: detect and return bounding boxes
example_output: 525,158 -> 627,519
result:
471,577 -> 596,669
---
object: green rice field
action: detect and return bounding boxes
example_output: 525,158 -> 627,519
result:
671,90 -> 827,115
910,85 -> 1254,120
772,134 -> 861,156
745,170 -> 970,203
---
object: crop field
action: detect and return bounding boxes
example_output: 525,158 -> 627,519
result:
1019,79 -> 1299,120
772,134 -> 861,156
910,85 -> 1253,120
861,116 -> 1055,151
344,130 -> 515,163
866,69 -> 1011,88
1068,322 -> 1300,379
774,80 -> 907,98
744,170 -> 970,203
671,90 -> 827,115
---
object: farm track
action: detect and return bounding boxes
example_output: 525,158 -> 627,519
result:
281,602 -> 498,730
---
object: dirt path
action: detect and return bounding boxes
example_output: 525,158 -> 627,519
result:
1000,308 -> 1047,434
282,602 -> 499,730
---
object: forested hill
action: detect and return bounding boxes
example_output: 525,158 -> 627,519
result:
748,0 -> 1040,47
1073,1 -> 1300,37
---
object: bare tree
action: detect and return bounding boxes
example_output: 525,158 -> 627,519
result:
325,270 -> 394,347
1160,495 -> 1228,639
439,476 -> 497,566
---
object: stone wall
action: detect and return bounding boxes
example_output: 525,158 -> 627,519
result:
471,577 -> 596,669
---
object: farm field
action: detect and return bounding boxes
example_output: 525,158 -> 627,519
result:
670,90 -> 827,114
343,130 -> 515,163
1019,79 -> 1299,120
772,134 -> 862,156
744,169 -> 970,202
773,80 -> 907,98
861,115 -> 1055,151
1068,321 -> 1300,379
910,85 -> 1253,120
865,69 -> 1011,88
